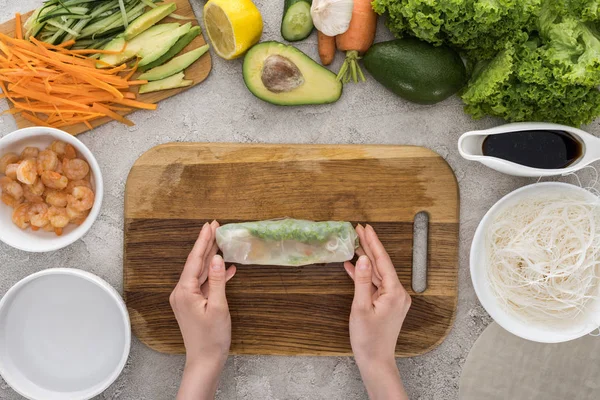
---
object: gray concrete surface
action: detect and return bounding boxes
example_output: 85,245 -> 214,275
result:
1,1 -> 599,399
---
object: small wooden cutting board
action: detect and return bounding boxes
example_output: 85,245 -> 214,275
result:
124,143 -> 459,356
0,0 -> 211,135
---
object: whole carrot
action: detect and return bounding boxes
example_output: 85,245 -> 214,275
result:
318,30 -> 336,66
336,0 -> 377,83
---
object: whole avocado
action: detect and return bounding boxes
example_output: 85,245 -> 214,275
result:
363,38 -> 467,105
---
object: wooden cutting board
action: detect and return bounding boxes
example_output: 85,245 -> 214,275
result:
0,0 -> 211,135
124,143 -> 459,356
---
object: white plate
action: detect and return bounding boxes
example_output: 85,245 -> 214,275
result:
470,182 -> 600,343
0,269 -> 130,400
0,127 -> 103,252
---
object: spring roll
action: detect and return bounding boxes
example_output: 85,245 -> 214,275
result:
216,219 -> 358,266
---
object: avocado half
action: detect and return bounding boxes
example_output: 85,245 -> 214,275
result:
243,41 -> 342,106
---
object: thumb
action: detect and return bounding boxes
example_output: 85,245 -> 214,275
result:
208,254 -> 228,309
353,256 -> 374,311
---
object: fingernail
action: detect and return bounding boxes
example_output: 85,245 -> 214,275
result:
357,255 -> 369,270
203,222 -> 209,228
211,255 -> 224,270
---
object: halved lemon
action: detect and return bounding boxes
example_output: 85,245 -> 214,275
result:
203,0 -> 263,60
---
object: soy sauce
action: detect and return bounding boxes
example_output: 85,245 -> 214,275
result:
482,130 -> 583,169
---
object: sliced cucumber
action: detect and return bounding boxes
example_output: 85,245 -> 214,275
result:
139,44 -> 208,81
138,71 -> 193,94
123,3 -> 177,40
281,0 -> 313,42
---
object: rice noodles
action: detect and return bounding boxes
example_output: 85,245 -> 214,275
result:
486,191 -> 600,325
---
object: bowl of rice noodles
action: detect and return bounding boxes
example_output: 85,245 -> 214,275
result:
471,182 -> 600,343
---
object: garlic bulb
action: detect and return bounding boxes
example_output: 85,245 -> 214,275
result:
311,0 -> 354,37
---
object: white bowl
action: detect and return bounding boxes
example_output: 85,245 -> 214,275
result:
0,127 -> 103,252
0,268 -> 131,400
470,182 -> 600,343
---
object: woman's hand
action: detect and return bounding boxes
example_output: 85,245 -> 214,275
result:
170,221 -> 237,400
344,224 -> 411,400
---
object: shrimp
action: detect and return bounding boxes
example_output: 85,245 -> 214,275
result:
67,186 -> 94,212
0,177 -> 23,200
46,190 -> 68,207
20,147 -> 39,160
28,202 -> 49,228
37,149 -> 59,175
55,159 -> 64,174
1,193 -> 22,208
16,159 -> 38,185
48,206 -> 69,228
71,209 -> 90,226
65,179 -> 92,194
0,152 -> 19,174
5,163 -> 19,180
41,171 -> 68,190
50,141 -> 76,160
62,158 -> 89,181
42,223 -> 55,232
23,184 -> 44,203
12,203 -> 30,229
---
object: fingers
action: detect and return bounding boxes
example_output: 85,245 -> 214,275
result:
364,224 -> 399,284
343,261 -> 355,280
352,256 -> 374,311
356,225 -> 383,283
345,261 -> 378,297
199,221 -> 220,285
201,264 -> 236,297
207,255 -> 228,310
179,222 -> 213,288
356,226 -> 383,285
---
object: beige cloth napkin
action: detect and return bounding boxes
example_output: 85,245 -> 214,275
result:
459,322 -> 600,400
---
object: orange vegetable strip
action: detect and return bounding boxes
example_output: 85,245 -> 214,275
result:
15,14 -> 22,40
21,112 -> 52,127
112,98 -> 157,110
8,84 -> 90,109
91,102 -> 134,126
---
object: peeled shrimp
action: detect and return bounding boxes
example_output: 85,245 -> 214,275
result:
48,206 -> 69,228
0,177 -> 23,200
41,171 -> 68,190
20,147 -> 39,160
46,190 -> 68,207
55,159 -> 64,174
71,209 -> 90,226
65,179 -> 92,194
50,141 -> 76,160
16,159 -> 38,185
0,152 -> 19,174
62,158 -> 89,181
1,193 -> 22,208
67,186 -> 94,212
23,184 -> 44,203
5,163 -> 19,180
12,203 -> 30,229
28,202 -> 49,228
37,149 -> 59,175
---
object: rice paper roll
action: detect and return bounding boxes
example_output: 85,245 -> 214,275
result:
216,219 -> 358,266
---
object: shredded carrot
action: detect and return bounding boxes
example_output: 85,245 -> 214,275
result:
15,14 -> 22,40
0,33 -> 153,130
91,103 -> 134,126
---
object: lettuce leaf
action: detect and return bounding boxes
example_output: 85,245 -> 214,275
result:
374,0 -> 600,126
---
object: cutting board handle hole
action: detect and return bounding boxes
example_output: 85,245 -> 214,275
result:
412,211 -> 429,293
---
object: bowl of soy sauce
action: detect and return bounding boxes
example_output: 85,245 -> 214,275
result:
458,122 -> 599,177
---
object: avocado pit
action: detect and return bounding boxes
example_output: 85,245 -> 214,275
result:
261,55 -> 305,93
